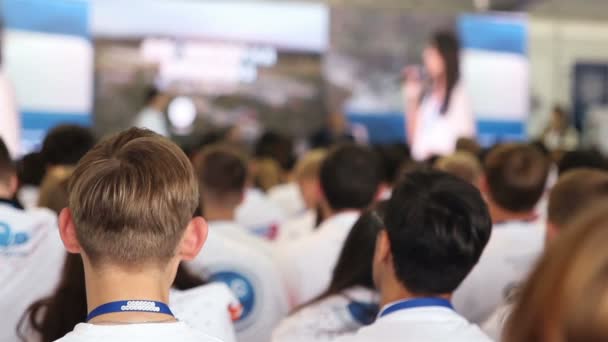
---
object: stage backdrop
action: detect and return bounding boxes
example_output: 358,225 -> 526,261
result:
2,0 -> 93,154
330,10 -> 529,145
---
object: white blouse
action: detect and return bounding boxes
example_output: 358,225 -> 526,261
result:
411,83 -> 475,161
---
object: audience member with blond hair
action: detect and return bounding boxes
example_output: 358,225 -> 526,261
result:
435,151 -> 482,185
504,203 -> 608,342
275,149 -> 327,243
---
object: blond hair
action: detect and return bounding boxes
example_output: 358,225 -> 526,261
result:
68,128 -> 198,267
294,149 -> 327,181
38,166 -> 74,215
435,152 -> 482,185
504,203 -> 608,342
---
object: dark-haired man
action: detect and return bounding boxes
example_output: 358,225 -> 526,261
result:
453,143 -> 550,324
336,170 -> 492,341
277,144 -> 382,307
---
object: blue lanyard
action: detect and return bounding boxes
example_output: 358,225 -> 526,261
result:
87,300 -> 174,322
379,298 -> 453,318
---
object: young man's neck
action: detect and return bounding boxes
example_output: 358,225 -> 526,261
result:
380,279 -> 451,308
0,185 -> 13,199
488,202 -> 537,225
84,259 -> 177,324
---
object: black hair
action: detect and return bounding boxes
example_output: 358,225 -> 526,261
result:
384,170 -> 492,294
374,144 -> 410,185
144,87 -> 161,106
16,152 -> 45,187
431,30 -> 461,115
558,149 -> 608,175
254,131 -> 295,171
0,136 -> 13,182
320,144 -> 382,211
40,125 -> 95,166
18,256 -> 205,342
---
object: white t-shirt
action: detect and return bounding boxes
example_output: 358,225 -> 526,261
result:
275,211 -> 360,307
171,283 -> 241,342
134,107 -> 169,137
453,219 -> 545,324
236,188 -> 286,239
267,182 -> 305,219
275,209 -> 316,245
335,305 -> 491,342
186,221 -> 289,342
0,203 -> 65,342
272,287 -> 378,342
55,321 -> 223,342
412,84 -> 475,161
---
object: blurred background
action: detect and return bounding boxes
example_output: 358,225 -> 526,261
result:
2,0 -> 608,156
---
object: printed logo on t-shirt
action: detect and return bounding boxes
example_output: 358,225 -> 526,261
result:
210,271 -> 256,329
0,222 -> 29,249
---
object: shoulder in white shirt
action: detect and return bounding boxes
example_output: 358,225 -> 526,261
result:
481,300 -> 514,341
236,188 -> 286,239
0,203 -> 65,342
275,209 -> 317,244
335,306 -> 491,342
275,211 -> 360,307
186,221 -> 288,342
171,283 -> 241,342
453,219 -> 545,323
55,322 -> 224,342
272,286 -> 378,342
267,182 -> 305,218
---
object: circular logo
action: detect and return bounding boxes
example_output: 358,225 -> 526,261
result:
210,271 -> 256,323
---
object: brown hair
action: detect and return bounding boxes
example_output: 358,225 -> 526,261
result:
484,143 -> 550,212
548,169 -> 608,228
0,137 -> 14,185
68,128 -> 198,267
196,145 -> 247,206
504,204 -> 608,342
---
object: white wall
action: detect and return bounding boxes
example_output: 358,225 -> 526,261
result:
528,17 -> 608,137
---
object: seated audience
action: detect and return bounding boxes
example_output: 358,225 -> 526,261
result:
187,145 -> 288,342
0,138 -> 65,342
53,128 -> 223,341
272,202 -> 386,342
481,168 -> 608,340
435,151 -> 482,186
275,149 -> 327,243
276,144 -> 382,307
335,170 -> 493,341
454,143 -> 550,324
557,149 -> 608,175
504,203 -> 608,342
16,152 -> 45,209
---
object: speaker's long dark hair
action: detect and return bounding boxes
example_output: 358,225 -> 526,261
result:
431,30 -> 461,115
17,255 -> 205,342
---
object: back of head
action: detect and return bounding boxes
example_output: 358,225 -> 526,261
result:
17,152 -> 45,187
435,152 -> 482,185
375,144 -> 410,186
456,137 -> 482,157
38,167 -> 74,215
68,128 -> 198,267
320,144 -> 381,211
558,149 -> 608,175
0,136 -> 13,185
484,143 -> 550,212
41,125 -> 95,167
548,169 -> 608,229
505,204 -> 608,342
384,170 -> 492,294
294,149 -> 327,182
197,145 -> 247,207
